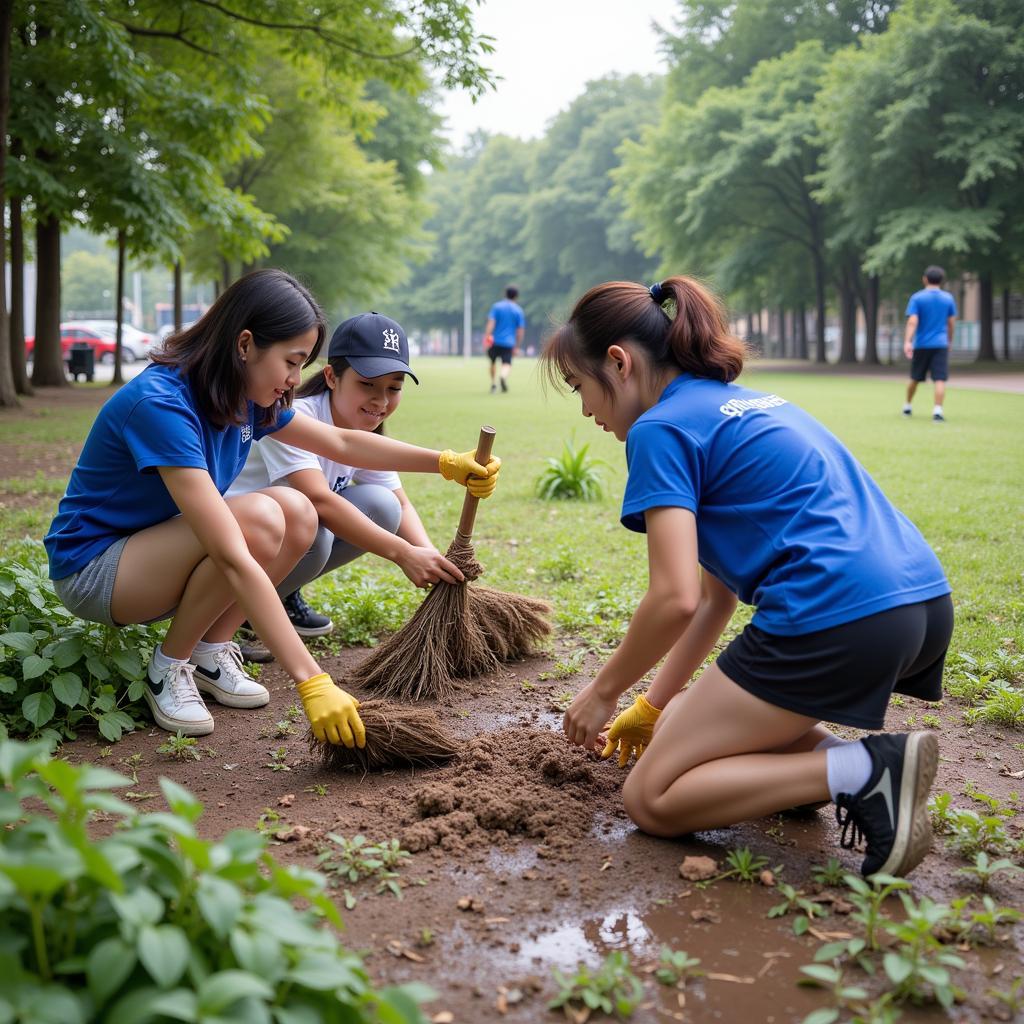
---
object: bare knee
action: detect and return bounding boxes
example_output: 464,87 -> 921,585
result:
270,487 -> 318,550
231,492 -> 288,563
622,771 -> 678,838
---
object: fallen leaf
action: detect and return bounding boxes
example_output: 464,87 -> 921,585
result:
273,825 -> 311,843
807,927 -> 852,942
679,855 -> 718,881
705,972 -> 755,984
277,794 -> 295,807
485,917 -> 510,925
689,908 -> 721,924
386,940 -> 425,963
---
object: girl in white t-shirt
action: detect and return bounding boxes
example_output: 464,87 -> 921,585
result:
228,312 -> 460,644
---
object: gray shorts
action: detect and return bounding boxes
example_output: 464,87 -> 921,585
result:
53,537 -> 174,628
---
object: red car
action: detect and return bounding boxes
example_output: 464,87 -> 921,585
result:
25,323 -> 132,364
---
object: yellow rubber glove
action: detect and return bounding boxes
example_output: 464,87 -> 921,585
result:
438,449 -> 501,499
601,693 -> 661,768
297,673 -> 365,748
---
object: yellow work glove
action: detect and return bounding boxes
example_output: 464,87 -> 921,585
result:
438,449 -> 501,499
601,693 -> 661,768
297,673 -> 365,748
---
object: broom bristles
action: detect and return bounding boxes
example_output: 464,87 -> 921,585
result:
307,699 -> 459,772
349,536 -> 552,702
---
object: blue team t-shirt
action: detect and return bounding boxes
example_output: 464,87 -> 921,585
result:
488,299 -> 525,348
906,287 -> 956,350
621,375 -> 950,636
45,363 -> 294,580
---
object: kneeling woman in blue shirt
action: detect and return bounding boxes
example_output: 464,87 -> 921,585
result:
547,276 -> 952,878
44,269 -> 499,745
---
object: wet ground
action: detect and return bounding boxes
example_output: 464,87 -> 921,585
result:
64,640 -> 1024,1023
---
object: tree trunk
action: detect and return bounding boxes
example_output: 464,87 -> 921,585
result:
746,312 -> 754,340
837,277 -> 857,364
0,0 -> 16,407
31,213 -> 66,387
796,303 -> 808,359
977,271 -> 996,361
777,305 -> 787,357
1002,287 -> 1010,361
812,255 -> 827,363
112,229 -> 126,385
173,260 -> 183,330
860,274 -> 880,365
9,195 -> 30,394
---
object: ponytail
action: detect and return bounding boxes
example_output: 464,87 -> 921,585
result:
541,275 -> 746,393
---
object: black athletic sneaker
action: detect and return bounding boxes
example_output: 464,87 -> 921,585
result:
834,732 -> 939,877
500,378 -> 508,393
283,589 -> 334,637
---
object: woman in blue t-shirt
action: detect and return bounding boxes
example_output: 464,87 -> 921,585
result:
545,275 -> 952,878
45,269 -> 499,746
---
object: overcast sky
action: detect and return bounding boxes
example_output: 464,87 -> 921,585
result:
438,0 -> 681,150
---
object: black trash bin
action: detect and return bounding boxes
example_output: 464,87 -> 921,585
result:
67,342 -> 95,382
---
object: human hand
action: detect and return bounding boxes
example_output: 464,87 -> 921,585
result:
601,693 -> 661,768
903,342 -> 913,360
398,545 -> 464,588
563,679 -> 618,751
297,673 -> 365,748
438,449 -> 502,499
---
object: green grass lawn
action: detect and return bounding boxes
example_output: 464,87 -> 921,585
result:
3,359 -> 1023,708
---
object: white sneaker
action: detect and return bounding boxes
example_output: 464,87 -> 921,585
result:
144,658 -> 214,736
191,641 -> 270,709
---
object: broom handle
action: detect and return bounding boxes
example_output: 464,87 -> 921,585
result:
456,425 -> 496,540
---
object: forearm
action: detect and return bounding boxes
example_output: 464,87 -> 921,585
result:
904,322 -> 916,347
219,557 -> 320,681
333,431 -> 440,474
645,595 -> 736,709
593,590 -> 695,702
396,501 -> 432,548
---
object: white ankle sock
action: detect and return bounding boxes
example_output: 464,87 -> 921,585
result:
902,403 -> 912,413
933,405 -> 943,416
152,643 -> 188,673
826,740 -> 872,800
190,640 -> 227,667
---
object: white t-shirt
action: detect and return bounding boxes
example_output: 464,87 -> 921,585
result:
226,389 -> 401,497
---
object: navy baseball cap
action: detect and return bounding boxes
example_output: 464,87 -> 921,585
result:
328,312 -> 419,384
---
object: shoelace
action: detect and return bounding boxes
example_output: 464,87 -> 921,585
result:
217,641 -> 246,671
834,793 -> 864,850
288,591 -> 314,617
166,661 -> 206,710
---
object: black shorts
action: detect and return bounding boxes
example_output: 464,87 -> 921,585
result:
716,594 -> 953,730
910,347 -> 948,382
488,345 -> 513,364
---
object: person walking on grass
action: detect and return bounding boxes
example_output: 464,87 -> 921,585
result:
227,311 -> 463,654
903,265 -> 957,422
545,276 -> 952,878
484,285 -> 525,393
44,270 -> 500,743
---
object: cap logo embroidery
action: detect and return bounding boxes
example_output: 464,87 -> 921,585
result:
382,328 -> 401,352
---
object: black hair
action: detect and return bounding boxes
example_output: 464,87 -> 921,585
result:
505,286 -> 519,300
924,265 -> 945,285
153,269 -> 326,429
542,276 -> 746,395
294,356 -> 388,435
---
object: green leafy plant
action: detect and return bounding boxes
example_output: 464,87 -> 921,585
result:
844,874 -> 911,952
928,792 -> 1018,859
653,946 -> 702,987
266,746 -> 291,771
768,883 -> 829,934
0,552 -> 155,743
709,846 -> 771,884
538,648 -> 587,681
798,963 -> 899,1024
535,436 -> 606,501
811,858 -> 847,887
962,894 -> 1023,945
0,738 -> 431,1023
548,951 -> 644,1019
316,833 -> 411,901
955,851 -> 1022,891
156,731 -> 201,762
988,976 -> 1024,1019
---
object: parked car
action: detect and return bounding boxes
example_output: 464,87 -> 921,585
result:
25,321 -> 151,365
77,320 -> 157,362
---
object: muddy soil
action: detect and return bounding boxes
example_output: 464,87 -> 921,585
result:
60,639 -> 1024,1024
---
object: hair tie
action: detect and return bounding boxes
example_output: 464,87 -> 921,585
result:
649,282 -> 665,304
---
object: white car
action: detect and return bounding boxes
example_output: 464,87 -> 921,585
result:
76,320 -> 157,362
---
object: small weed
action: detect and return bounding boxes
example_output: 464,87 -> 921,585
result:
156,731 -> 201,762
844,873 -> 911,952
929,791 -> 1019,859
535,436 -> 606,502
888,694 -> 905,707
798,962 -> 899,1024
520,680 -> 535,692
812,858 -> 847,887
256,808 -> 282,834
965,681 -> 1024,727
903,715 -> 917,727
988,976 -> 1024,1019
963,894 -> 1023,945
653,946 -> 702,987
285,702 -> 303,722
538,648 -> 587,681
538,547 -> 585,582
416,928 -> 435,948
274,720 -> 294,738
921,713 -> 941,728
549,950 -> 644,1019
119,751 -> 143,783
98,745 -> 113,758
711,846 -> 771,884
305,783 -> 329,797
266,746 -> 292,771
549,690 -> 574,711
768,883 -> 829,934
316,833 -> 411,901
955,851 -> 1021,891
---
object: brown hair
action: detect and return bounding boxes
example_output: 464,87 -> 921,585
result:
542,276 -> 746,395
153,268 -> 326,429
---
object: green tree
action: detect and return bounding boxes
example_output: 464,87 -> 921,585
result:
61,251 -> 117,316
817,0 -> 1024,360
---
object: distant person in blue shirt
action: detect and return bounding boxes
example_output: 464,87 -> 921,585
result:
544,275 -> 952,879
903,265 -> 957,421
44,269 -> 500,744
484,285 -> 525,393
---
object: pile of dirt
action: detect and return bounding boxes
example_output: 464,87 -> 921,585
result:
394,725 -> 622,858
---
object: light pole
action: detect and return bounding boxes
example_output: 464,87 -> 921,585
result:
463,273 -> 472,358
